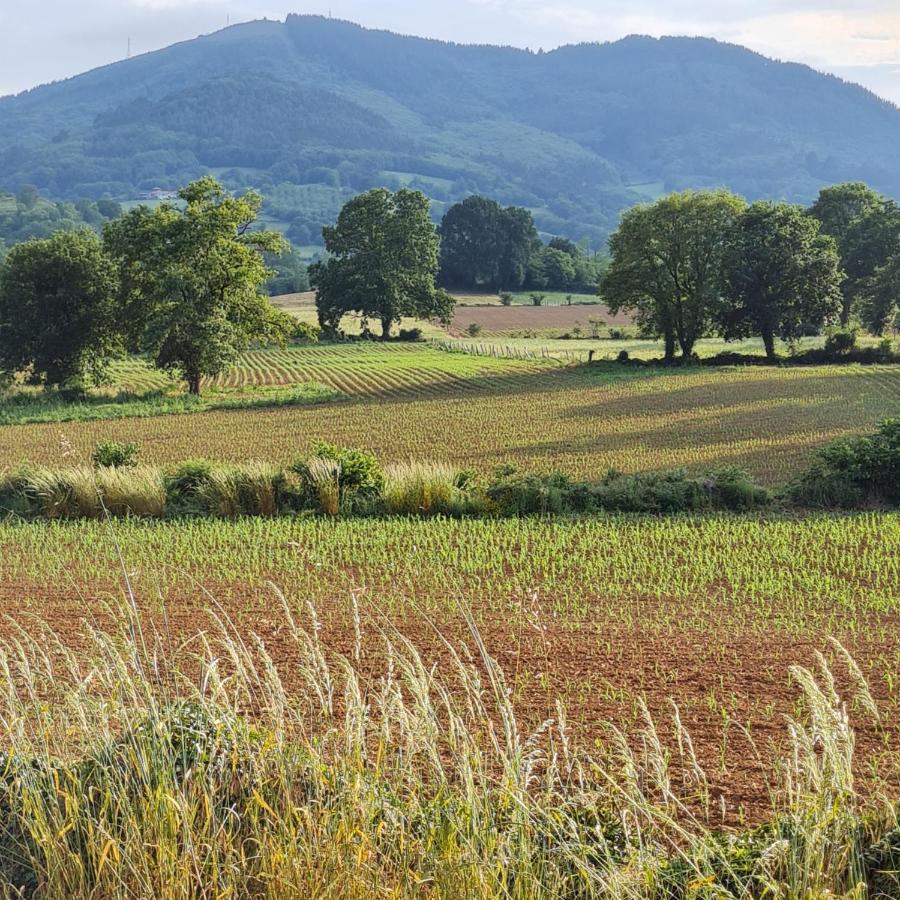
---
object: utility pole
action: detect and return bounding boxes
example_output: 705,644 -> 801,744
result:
126,37 -> 131,59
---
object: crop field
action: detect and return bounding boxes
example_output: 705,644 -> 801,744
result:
0,512 -> 897,823
1,344 -> 897,486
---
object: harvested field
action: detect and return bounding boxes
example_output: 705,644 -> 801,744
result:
1,512 -> 897,825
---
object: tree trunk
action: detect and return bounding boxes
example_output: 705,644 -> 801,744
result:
381,314 -> 392,341
187,372 -> 202,396
680,335 -> 696,361
663,331 -> 676,364
761,328 -> 776,361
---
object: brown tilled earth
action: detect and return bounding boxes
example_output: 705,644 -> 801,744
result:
449,303 -> 632,334
2,580 -> 896,827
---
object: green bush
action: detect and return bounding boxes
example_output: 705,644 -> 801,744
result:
290,319 -> 320,343
291,442 -> 384,516
92,440 -> 139,468
705,466 -> 770,511
787,418 -> 900,508
164,460 -> 217,516
499,292 -> 513,306
592,469 -> 707,513
824,325 -> 858,357
0,468 -> 42,519
485,467 -> 577,516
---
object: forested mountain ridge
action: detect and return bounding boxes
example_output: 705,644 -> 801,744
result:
2,15 -> 900,246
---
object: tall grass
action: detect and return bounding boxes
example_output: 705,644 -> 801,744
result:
0,596 -> 894,898
383,461 -> 463,515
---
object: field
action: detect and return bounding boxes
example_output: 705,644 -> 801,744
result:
1,336 -> 899,879
2,344 -> 897,488
1,511 -> 897,826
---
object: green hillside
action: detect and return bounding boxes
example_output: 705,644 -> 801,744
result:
2,15 -> 900,246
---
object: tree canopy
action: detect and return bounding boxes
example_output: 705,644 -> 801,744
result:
721,202 -> 843,359
0,230 -> 121,388
311,188 -> 452,339
103,177 -> 289,394
602,190 -> 746,360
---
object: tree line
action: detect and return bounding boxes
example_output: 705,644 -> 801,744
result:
602,183 -> 900,361
0,178 -> 290,396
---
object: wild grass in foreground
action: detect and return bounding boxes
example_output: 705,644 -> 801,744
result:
0,598 -> 896,898
0,383 -> 341,426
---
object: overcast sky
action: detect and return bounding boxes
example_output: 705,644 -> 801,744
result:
1,1 -> 899,102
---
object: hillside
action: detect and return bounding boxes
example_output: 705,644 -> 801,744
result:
2,15 -> 900,245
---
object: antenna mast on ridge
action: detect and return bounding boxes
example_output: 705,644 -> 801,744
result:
126,37 -> 131,59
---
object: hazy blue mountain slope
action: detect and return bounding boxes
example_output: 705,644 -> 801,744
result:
1,15 -> 898,245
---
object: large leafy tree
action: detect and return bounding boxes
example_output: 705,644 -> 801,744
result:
104,177 -> 288,395
602,190 -> 746,360
0,230 -> 121,388
311,188 -> 452,338
863,247 -> 900,335
721,202 -> 843,359
840,200 -> 900,327
438,196 -> 539,291
438,196 -> 507,289
808,183 -> 889,324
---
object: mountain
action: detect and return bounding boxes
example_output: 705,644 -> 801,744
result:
2,15 -> 900,247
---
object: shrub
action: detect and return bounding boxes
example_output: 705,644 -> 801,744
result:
291,443 -> 383,517
592,469 -> 707,513
824,325 -> 858,358
465,322 -> 482,337
485,466 -> 577,516
164,460 -> 217,516
787,418 -> 900,508
290,319 -> 320,343
396,328 -> 423,342
705,467 -> 770,511
499,292 -> 513,306
92,440 -> 139,469
609,328 -> 628,340
616,349 -> 630,363
0,468 -> 42,519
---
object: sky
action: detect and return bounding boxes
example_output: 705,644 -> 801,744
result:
1,1 -> 899,103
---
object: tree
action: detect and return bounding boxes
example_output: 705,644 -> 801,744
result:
862,247 -> 900,335
808,183 -> 888,325
720,202 -> 843,359
840,200 -> 900,327
15,185 -> 39,211
0,230 -> 120,388
104,177 -> 288,395
602,190 -> 746,360
311,188 -> 452,339
526,246 -> 576,290
438,196 -> 539,291
438,196 -> 506,289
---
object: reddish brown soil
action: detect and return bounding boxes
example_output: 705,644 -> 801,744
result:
450,304 -> 632,334
1,581 -> 896,827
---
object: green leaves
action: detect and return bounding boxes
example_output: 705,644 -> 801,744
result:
311,188 -> 448,339
0,229 -> 121,389
103,178 -> 287,394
